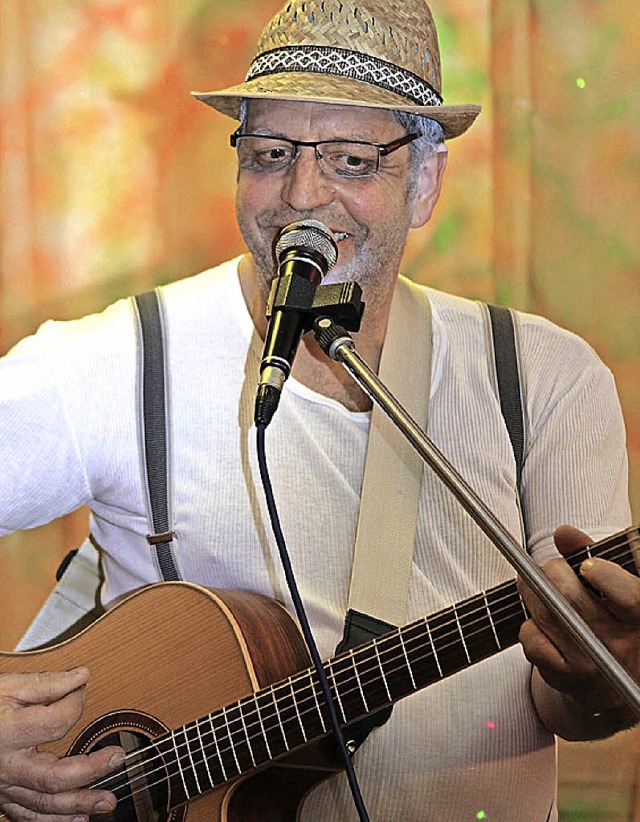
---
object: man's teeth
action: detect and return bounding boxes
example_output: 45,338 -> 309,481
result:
334,232 -> 349,242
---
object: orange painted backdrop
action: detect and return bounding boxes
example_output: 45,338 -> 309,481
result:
0,1 -> 638,819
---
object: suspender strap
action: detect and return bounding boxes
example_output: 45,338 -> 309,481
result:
133,289 -> 180,582
483,302 -> 529,542
485,304 -> 526,491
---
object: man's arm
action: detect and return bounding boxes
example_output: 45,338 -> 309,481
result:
0,668 -> 123,822
520,525 -> 640,741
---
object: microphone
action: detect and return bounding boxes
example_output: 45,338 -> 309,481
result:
254,219 -> 338,427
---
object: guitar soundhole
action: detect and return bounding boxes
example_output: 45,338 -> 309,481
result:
67,711 -> 186,822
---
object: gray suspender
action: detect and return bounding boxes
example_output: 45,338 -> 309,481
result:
485,303 -> 527,494
132,290 -> 180,582
483,302 -> 530,544
15,290 -> 178,651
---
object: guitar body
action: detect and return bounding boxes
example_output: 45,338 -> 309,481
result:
0,583 -> 342,821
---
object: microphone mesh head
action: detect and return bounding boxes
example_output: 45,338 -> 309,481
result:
275,220 -> 338,272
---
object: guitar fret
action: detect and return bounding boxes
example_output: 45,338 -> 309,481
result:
254,693 -> 273,760
351,649 -> 370,713
212,709 -> 241,780
208,714 -> 229,783
194,719 -> 215,789
517,589 -> 529,619
149,735 -> 187,810
270,684 -> 290,751
255,688 -> 287,760
229,699 -> 261,772
328,652 -> 366,724
483,591 -> 501,649
238,704 -> 257,768
398,631 -> 418,690
453,606 -> 472,664
374,642 -> 392,703
171,728 -> 191,802
457,594 -> 503,664
426,618 -> 443,678
485,583 -> 523,649
290,679 -> 308,742
309,672 -> 328,734
222,706 -> 243,774
327,662 -> 347,723
183,724 -> 202,797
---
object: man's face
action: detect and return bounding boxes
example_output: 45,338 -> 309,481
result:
235,100 -> 437,318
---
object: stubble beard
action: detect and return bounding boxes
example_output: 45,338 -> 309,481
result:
237,210 -> 412,325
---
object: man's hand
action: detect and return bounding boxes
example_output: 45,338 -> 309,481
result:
519,525 -> 640,740
0,668 -> 124,822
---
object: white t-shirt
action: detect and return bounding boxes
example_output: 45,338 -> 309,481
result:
0,259 -> 631,820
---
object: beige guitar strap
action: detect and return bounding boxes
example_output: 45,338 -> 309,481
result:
346,275 -> 432,629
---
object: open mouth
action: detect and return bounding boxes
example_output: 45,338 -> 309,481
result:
333,231 -> 350,243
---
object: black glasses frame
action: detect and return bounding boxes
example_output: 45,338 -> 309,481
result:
229,130 -> 421,175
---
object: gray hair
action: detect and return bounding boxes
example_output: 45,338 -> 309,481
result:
391,110 -> 445,200
392,109 -> 445,171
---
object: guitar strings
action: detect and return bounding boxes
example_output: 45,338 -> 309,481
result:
86,535 -> 639,805
88,578 -> 530,802
85,534 -> 639,809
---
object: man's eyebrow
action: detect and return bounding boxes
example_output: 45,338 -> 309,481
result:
248,128 -> 288,137
244,129 -> 380,142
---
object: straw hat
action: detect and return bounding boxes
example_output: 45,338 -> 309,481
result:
192,0 -> 481,139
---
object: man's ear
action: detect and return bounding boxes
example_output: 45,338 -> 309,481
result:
410,146 -> 448,229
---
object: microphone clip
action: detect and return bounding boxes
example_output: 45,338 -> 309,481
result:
266,274 -> 365,332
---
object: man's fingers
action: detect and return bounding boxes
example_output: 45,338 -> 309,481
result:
1,804 -> 85,822
0,746 -> 124,822
2,781 -> 116,819
552,524 -> 594,556
1,746 -> 125,795
1,691 -> 87,750
581,558 -> 640,623
519,619 -> 566,671
0,670 -> 90,709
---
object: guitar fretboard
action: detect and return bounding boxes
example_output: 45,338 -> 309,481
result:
103,526 -> 639,809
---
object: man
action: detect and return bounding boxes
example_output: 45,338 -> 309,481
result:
0,0 -> 638,820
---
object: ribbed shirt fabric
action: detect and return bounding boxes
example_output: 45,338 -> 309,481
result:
0,258 -> 631,820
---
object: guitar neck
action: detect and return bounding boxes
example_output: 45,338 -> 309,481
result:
107,526 -> 639,808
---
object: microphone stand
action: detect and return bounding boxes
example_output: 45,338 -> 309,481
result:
312,316 -> 640,716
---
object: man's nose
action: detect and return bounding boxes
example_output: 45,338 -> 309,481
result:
281,149 -> 335,212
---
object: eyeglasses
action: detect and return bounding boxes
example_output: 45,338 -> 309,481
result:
230,130 -> 420,179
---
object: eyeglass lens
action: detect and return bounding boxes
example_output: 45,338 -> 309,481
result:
234,136 -> 381,178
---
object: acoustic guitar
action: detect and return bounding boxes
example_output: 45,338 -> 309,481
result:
1,525 -> 638,821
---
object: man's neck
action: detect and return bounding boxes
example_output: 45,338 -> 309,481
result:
237,254 -> 395,412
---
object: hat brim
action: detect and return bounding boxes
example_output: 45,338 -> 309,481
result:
192,73 -> 481,140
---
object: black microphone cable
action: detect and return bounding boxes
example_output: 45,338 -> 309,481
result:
256,421 -> 370,822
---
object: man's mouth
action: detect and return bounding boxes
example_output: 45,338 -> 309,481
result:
333,231 -> 350,243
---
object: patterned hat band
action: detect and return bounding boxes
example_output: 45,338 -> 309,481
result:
246,46 -> 444,109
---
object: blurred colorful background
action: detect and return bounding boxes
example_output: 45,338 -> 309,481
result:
0,1 -> 638,818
